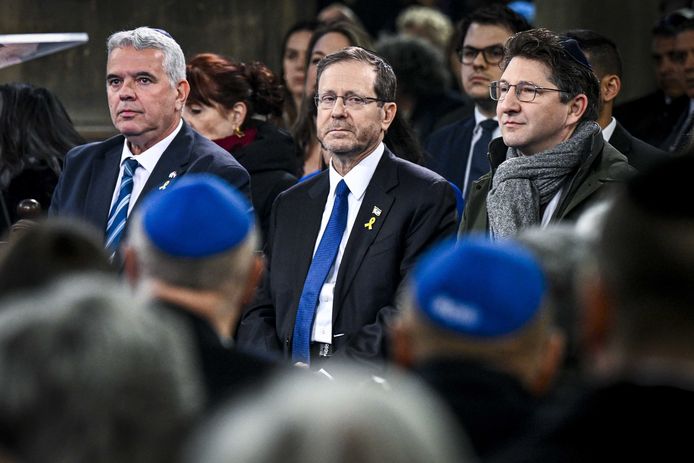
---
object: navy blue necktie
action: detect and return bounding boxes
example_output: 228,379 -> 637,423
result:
466,119 -> 498,198
105,157 -> 139,259
292,180 -> 350,364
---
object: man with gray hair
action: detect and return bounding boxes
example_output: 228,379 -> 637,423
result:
50,27 -> 250,260
0,276 -> 203,463
124,173 -> 278,405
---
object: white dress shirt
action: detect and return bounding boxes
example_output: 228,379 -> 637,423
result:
108,119 -> 183,216
311,143 -> 385,343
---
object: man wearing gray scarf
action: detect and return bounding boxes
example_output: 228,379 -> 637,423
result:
460,28 -> 634,239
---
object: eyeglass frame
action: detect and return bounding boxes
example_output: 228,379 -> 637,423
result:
489,80 -> 568,102
314,93 -> 385,109
457,44 -> 505,65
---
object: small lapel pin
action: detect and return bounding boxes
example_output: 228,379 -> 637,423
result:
372,206 -> 382,216
168,171 -> 177,179
364,217 -> 376,230
159,180 -> 171,190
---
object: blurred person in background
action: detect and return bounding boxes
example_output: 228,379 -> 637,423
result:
279,20 -> 319,129
376,35 -> 467,145
425,5 -> 530,199
185,53 -> 299,244
565,29 -> 668,171
614,9 -> 691,147
184,367 -> 475,463
0,276 -> 203,463
0,83 -> 84,235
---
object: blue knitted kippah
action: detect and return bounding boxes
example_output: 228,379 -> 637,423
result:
413,236 -> 546,337
140,174 -> 252,258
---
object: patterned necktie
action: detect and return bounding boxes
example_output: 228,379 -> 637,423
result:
466,119 -> 498,198
669,112 -> 694,153
105,157 -> 140,258
291,179 -> 350,365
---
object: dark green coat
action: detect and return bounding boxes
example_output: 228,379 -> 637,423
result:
459,131 -> 635,235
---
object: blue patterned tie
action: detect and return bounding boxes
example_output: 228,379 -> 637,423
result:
466,119 -> 498,199
105,157 -> 139,258
292,180 -> 350,364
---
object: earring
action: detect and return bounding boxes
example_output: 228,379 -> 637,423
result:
234,126 -> 245,138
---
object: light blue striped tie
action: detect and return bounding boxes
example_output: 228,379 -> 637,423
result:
105,157 -> 139,258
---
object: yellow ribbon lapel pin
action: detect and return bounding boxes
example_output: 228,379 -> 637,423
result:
364,206 -> 382,230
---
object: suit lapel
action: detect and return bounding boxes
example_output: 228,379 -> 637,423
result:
609,123 -> 633,156
133,121 -> 194,210
333,150 -> 398,322
291,175 -> 331,301
85,140 -> 123,230
450,117 -> 475,188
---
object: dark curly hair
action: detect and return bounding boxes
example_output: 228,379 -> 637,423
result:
457,3 -> 531,51
502,28 -> 600,122
186,53 -> 284,124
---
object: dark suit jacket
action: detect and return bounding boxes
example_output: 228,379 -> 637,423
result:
424,115 -> 477,192
493,380 -> 694,463
614,90 -> 688,148
609,121 -> 669,172
155,299 -> 280,408
236,147 -> 457,370
49,120 -> 250,236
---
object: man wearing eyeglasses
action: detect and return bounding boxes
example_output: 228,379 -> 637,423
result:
237,47 -> 457,371
459,28 -> 633,239
425,5 -> 530,200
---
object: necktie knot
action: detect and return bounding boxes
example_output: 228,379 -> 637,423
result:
479,119 -> 498,132
335,179 -> 349,199
123,157 -> 140,175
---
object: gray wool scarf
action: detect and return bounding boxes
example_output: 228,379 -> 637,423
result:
487,121 -> 600,239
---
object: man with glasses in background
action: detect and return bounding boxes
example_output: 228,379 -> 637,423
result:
237,47 -> 456,372
425,5 -> 530,199
459,28 -> 633,238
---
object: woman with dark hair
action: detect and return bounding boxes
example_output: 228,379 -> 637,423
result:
280,20 -> 319,129
184,53 -> 299,244
0,83 -> 84,235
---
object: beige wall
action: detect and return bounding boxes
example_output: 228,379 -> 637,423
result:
0,1 -> 314,140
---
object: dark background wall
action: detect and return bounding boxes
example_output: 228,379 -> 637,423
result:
0,0 -> 666,140
0,0 -> 316,139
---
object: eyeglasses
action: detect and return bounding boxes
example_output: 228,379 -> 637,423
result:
314,93 -> 384,109
489,81 -> 567,102
457,45 -> 505,65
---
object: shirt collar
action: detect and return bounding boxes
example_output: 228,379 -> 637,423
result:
328,142 -> 385,201
473,105 -> 498,127
602,117 -> 617,142
120,118 -> 183,171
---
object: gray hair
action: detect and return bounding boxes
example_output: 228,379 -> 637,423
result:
127,211 -> 258,296
0,275 -> 203,463
185,367 -> 474,463
107,26 -> 186,86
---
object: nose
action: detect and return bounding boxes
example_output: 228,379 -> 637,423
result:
119,79 -> 136,100
330,97 -> 347,117
472,50 -> 487,68
497,86 -> 520,113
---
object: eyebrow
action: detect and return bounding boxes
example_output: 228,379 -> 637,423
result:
106,71 -> 158,81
